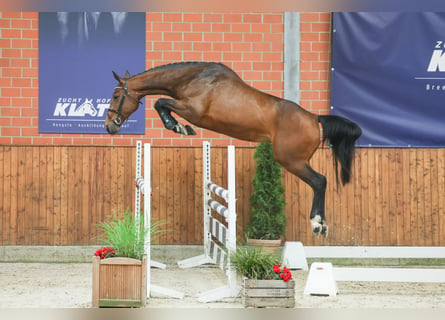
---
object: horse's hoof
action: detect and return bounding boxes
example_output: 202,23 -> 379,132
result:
311,215 -> 328,237
320,225 -> 328,238
185,125 -> 196,135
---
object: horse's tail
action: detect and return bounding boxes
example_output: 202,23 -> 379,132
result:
318,115 -> 362,186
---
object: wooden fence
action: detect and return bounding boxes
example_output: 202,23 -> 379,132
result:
0,145 -> 444,246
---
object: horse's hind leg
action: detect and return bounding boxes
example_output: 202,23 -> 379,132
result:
154,98 -> 196,135
285,161 -> 328,237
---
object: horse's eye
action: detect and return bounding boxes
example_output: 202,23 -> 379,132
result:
113,95 -> 119,100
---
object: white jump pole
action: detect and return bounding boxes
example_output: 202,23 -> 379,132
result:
177,141 -> 238,302
134,141 -> 184,299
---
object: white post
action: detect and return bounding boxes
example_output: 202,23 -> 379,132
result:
226,145 -> 237,296
143,143 -> 151,297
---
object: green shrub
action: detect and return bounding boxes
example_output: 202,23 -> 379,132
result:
230,246 -> 281,280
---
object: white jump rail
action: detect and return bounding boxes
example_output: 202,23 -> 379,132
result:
134,141 -> 184,299
177,141 -> 238,302
304,245 -> 445,284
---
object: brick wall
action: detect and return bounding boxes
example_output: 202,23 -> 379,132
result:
0,12 -> 332,147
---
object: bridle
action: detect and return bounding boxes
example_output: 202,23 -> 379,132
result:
107,78 -> 141,127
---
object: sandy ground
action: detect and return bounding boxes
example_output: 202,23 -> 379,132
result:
0,262 -> 445,308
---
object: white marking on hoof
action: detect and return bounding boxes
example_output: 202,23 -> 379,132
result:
311,215 -> 322,235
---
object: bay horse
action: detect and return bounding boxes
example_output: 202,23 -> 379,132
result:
105,61 -> 361,237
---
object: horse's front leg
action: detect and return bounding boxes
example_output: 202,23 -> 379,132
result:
154,98 -> 196,135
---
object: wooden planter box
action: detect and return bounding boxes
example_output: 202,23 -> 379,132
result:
242,278 -> 295,308
92,256 -> 147,308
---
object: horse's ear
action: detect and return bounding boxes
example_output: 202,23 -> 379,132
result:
112,71 -> 122,82
124,70 -> 131,78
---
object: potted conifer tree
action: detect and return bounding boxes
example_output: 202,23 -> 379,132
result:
245,142 -> 286,254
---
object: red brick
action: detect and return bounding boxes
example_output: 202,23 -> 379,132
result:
21,88 -> 38,97
224,33 -> 243,42
153,23 -> 172,32
263,14 -> 283,24
183,52 -> 203,61
243,14 -> 262,23
312,22 -> 330,32
193,42 -> 211,51
22,48 -> 38,58
12,117 -> 31,127
154,42 -> 172,51
223,14 -> 242,23
244,71 -> 262,81
33,137 -> 55,145
263,52 -> 282,62
252,42 -> 271,52
0,38 -> 11,48
184,33 -> 203,41
312,42 -> 330,52
253,62 -> 271,71
203,52 -> 222,61
244,33 -> 262,42
2,12 -> 22,18
204,33 -> 222,42
147,32 -> 163,41
22,29 -> 38,39
172,23 -> 191,32
223,52 -> 241,61
271,24 -> 284,33
21,107 -> 37,117
52,137 -> 75,145
192,23 -> 211,32
263,71 -> 282,81
163,13 -> 183,22
1,29 -> 21,38
12,137 -> 32,144
11,58 -> 29,68
0,77 -> 11,87
301,32 -> 320,42
11,19 -> 31,29
301,13 -> 320,22
12,97 -> 32,107
2,48 -> 21,58
164,32 -> 183,41
147,12 -> 163,22
204,14 -> 223,23
233,61 -> 252,71
21,127 -> 38,136
264,33 -> 282,43
232,24 -> 250,33
183,13 -> 202,22
232,42 -> 250,52
1,87 -> 20,97
0,137 -> 12,144
174,42 -> 192,51
2,127 -> 20,136
212,24 -> 230,33
163,52 -> 182,60
252,24 -> 270,33
0,18 -> 11,28
243,52 -> 262,61
0,58 -> 10,67
12,78 -> 31,87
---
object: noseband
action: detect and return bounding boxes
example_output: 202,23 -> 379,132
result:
107,78 -> 141,127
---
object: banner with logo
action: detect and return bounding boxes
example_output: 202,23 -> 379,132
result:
39,12 -> 145,134
331,12 -> 445,147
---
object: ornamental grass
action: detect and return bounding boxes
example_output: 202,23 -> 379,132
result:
96,209 -> 166,260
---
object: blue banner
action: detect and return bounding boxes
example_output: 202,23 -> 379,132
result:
39,12 -> 145,134
331,12 -> 445,147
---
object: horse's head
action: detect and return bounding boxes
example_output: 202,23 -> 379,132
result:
105,71 -> 141,135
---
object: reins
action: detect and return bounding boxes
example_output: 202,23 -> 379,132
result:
107,78 -> 141,127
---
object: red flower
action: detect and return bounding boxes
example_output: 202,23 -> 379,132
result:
273,264 -> 281,273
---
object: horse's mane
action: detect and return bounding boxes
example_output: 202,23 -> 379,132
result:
134,61 -> 215,77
